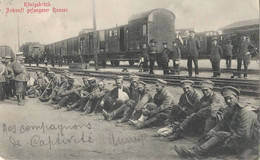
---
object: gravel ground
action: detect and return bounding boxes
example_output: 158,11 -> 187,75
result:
0,76 -> 259,160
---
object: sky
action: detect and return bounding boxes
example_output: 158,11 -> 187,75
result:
0,0 -> 259,52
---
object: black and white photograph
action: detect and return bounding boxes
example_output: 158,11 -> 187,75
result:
0,0 -> 259,159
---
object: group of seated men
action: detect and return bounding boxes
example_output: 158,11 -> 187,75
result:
28,68 -> 259,159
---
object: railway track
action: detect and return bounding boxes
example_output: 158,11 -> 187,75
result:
26,66 -> 260,97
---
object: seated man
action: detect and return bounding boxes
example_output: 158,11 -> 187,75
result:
84,81 -> 110,115
102,76 -> 147,122
175,86 -> 260,159
52,75 -> 81,109
156,80 -> 201,137
168,80 -> 225,141
130,79 -> 175,129
27,72 -> 49,98
100,76 -> 130,113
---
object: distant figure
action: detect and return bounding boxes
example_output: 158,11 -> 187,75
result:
44,58 -> 48,66
237,36 -> 254,79
171,40 -> 181,74
210,39 -> 223,77
141,43 -> 149,72
224,40 -> 233,69
161,42 -> 171,75
148,39 -> 158,74
187,31 -> 200,77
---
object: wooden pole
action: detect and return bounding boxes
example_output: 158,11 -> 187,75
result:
93,0 -> 98,70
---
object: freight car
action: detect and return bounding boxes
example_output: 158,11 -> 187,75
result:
44,8 -> 176,66
20,42 -> 44,66
0,45 -> 15,59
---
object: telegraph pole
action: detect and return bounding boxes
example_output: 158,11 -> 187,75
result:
92,0 -> 98,70
17,16 -> 20,52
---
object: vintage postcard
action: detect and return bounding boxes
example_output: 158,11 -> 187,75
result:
0,0 -> 259,159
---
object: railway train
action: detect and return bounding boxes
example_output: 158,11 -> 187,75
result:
44,8 -> 176,66
21,9 -> 258,66
20,42 -> 44,65
0,45 -> 15,59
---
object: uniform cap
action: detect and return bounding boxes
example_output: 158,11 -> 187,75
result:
162,41 -> 168,45
87,77 -> 96,83
157,79 -> 167,85
5,56 -> 11,59
48,71 -> 55,74
16,52 -> 23,56
67,75 -> 75,79
189,30 -> 195,34
200,80 -> 214,90
115,75 -> 124,80
149,39 -> 156,43
130,75 -> 140,82
221,86 -> 240,97
180,80 -> 194,87
61,70 -> 70,76
138,81 -> 147,86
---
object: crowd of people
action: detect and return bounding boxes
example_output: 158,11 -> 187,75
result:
139,31 -> 256,79
1,55 -> 259,159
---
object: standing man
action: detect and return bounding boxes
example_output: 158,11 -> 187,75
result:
161,42 -> 171,75
237,35 -> 254,78
0,57 -> 6,103
210,39 -> 223,77
174,86 -> 259,159
224,40 -> 233,69
141,43 -> 149,72
11,55 -> 27,106
148,39 -> 158,74
171,40 -> 181,74
168,80 -> 225,141
4,56 -> 14,99
187,31 -> 200,77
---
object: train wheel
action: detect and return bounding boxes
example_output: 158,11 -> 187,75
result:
114,60 -> 120,66
129,60 -> 134,66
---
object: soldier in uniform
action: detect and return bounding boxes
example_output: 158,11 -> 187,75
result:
0,57 -> 6,103
187,31 -> 200,77
53,75 -> 81,109
100,76 -> 130,112
141,43 -> 149,72
224,40 -> 233,69
155,80 -> 201,137
237,35 -> 254,78
130,79 -> 175,129
102,75 -> 142,121
175,86 -> 260,159
171,40 -> 181,74
210,39 -> 223,77
11,55 -> 27,105
148,39 -> 158,74
161,42 -> 171,75
4,56 -> 14,99
168,80 -> 225,141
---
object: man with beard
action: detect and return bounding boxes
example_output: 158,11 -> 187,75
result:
130,79 -> 175,129
102,76 -> 151,122
174,86 -> 259,159
167,80 -> 225,141
155,80 -> 201,137
100,76 -> 130,113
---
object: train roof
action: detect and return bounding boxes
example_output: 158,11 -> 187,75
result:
128,8 -> 175,22
222,19 -> 259,30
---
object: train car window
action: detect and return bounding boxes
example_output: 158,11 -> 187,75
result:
114,30 -> 118,36
109,30 -> 112,37
142,24 -> 147,36
148,13 -> 153,21
99,31 -> 105,41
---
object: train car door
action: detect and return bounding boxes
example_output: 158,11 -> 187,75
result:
120,27 -> 125,51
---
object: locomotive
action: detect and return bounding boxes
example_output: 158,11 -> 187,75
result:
44,8 -> 176,66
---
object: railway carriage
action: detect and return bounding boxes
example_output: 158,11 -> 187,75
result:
20,42 -> 44,64
44,8 -> 176,66
0,45 -> 15,59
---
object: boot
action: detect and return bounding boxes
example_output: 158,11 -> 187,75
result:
67,102 -> 78,111
117,106 -> 133,123
102,109 -> 113,121
198,136 -> 219,153
174,145 -> 202,159
168,127 -> 184,141
135,117 -> 157,129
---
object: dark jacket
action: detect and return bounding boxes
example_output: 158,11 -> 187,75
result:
210,45 -> 223,62
171,46 -> 181,60
161,48 -> 171,62
142,47 -> 149,62
11,61 -> 27,82
187,37 -> 200,58
178,89 -> 201,115
237,41 -> 254,60
224,44 -> 233,57
152,89 -> 175,114
135,89 -> 153,110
